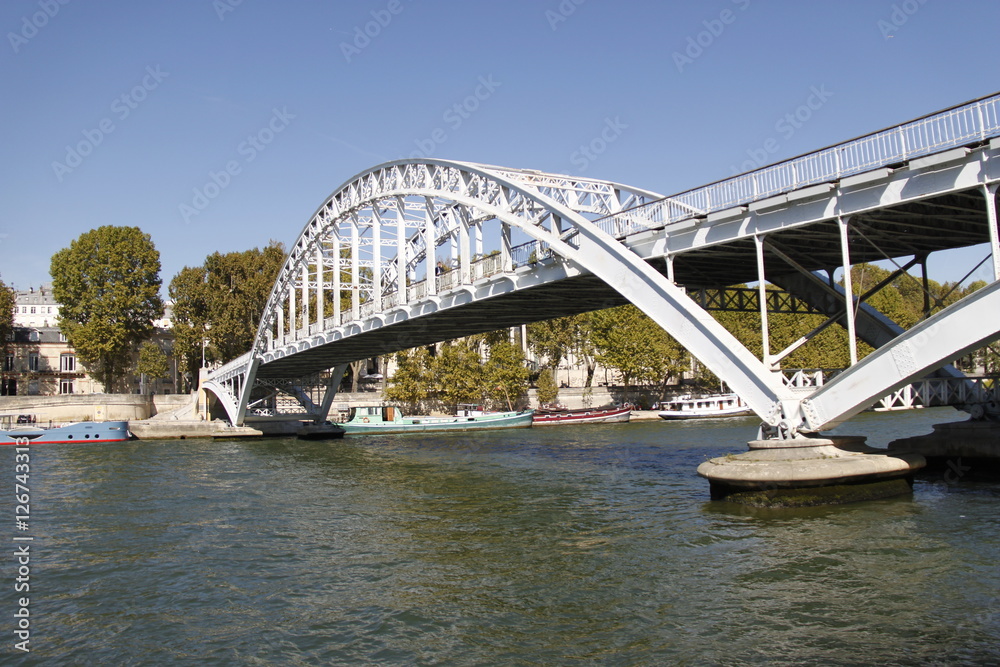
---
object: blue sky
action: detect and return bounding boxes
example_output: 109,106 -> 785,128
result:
2,0 -> 998,293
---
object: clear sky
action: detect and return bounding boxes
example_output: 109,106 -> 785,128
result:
2,0 -> 998,293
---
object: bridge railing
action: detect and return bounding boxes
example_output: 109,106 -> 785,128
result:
877,376 -> 1000,411
783,369 -> 999,412
511,241 -> 553,267
598,92 -> 1000,236
782,369 -> 837,388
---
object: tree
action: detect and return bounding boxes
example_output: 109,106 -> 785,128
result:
169,241 -> 286,378
483,339 -> 530,410
527,316 -> 574,368
0,280 -> 14,394
137,340 -> 169,393
383,347 -> 432,409
0,279 -> 14,353
527,313 -> 597,385
590,305 -> 688,391
431,340 -> 484,406
51,226 -> 163,392
202,242 -> 286,362
536,368 -> 559,405
168,266 -> 211,387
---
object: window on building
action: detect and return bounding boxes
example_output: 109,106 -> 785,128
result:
28,330 -> 39,342
30,306 -> 36,314
60,379 -> 74,395
3,354 -> 12,372
60,354 -> 76,372
59,332 -> 67,342
28,353 -> 39,372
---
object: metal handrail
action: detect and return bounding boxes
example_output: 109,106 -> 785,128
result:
600,92 -> 1000,235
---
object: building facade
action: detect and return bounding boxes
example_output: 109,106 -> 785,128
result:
2,286 -> 178,396
1,326 -> 95,396
13,285 -> 60,328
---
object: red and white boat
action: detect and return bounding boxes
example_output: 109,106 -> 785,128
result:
532,404 -> 632,426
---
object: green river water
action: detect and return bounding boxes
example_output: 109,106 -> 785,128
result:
2,406 -> 998,665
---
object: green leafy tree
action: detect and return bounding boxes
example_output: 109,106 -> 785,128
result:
137,340 -> 169,379
527,313 -> 597,385
0,280 -> 14,394
527,316 -> 574,368
168,265 -> 211,387
137,340 -> 169,393
483,339 -> 530,410
169,241 -> 286,379
536,368 -> 559,405
51,226 -> 163,392
590,305 -> 688,391
202,242 -> 286,362
0,279 -> 14,353
431,340 -> 484,406
383,347 -> 432,409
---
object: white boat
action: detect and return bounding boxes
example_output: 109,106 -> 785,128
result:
656,394 -> 753,420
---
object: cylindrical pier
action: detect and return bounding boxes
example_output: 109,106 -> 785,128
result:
697,436 -> 925,508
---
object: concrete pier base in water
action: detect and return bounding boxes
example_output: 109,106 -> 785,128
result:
697,436 -> 926,508
889,419 -> 1000,475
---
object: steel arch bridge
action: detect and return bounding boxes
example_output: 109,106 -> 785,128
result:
202,93 -> 1000,440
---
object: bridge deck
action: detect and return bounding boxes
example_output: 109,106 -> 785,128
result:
203,93 -> 1000,432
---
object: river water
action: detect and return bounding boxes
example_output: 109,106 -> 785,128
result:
3,407 -> 999,665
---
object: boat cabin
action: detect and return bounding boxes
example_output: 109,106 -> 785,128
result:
658,394 -> 748,413
347,405 -> 401,424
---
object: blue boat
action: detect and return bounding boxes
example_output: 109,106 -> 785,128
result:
339,404 -> 533,435
0,413 -> 131,445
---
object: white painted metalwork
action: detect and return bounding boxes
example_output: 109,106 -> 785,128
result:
236,159 -> 798,426
801,280 -> 1000,430
202,94 -> 1000,438
598,92 -> 1000,235
876,376 -> 1000,413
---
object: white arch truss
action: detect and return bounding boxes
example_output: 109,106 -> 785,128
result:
203,155 -> 1000,436
204,158 -> 802,427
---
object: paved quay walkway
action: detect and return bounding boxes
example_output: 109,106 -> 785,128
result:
629,410 -> 662,422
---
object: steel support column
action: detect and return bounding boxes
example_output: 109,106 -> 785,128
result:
500,223 -> 512,272
288,283 -> 297,341
755,235 -> 772,369
301,264 -> 309,335
458,208 -> 471,285
332,234 -> 341,325
396,197 -> 408,301
985,183 -> 1000,281
316,363 -> 349,423
315,244 -> 324,330
424,199 -> 437,295
838,216 -> 859,366
351,214 -> 360,319
372,208 -> 383,310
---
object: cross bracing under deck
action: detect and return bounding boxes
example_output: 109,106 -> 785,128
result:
201,93 -> 1000,436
